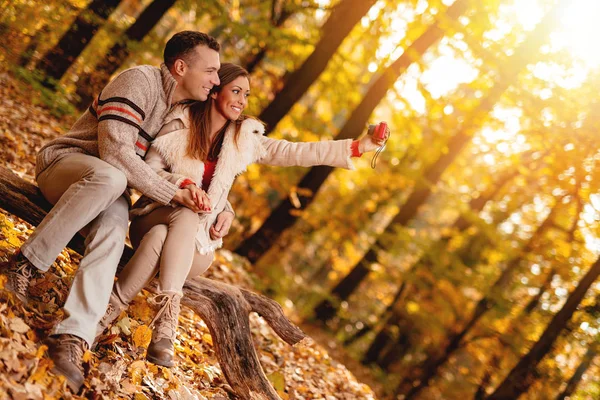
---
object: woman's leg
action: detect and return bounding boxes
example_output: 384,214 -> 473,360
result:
96,206 -> 198,340
186,251 -> 215,280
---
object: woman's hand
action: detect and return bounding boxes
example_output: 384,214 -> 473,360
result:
184,184 -> 212,212
209,211 -> 234,240
358,132 -> 386,153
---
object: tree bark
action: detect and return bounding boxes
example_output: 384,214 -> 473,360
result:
235,0 -> 471,264
487,259 -> 600,399
75,0 -> 177,108
37,0 -> 122,83
0,166 -> 307,400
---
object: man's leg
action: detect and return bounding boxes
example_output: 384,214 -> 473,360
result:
21,153 -> 128,270
46,195 -> 129,393
52,195 -> 129,345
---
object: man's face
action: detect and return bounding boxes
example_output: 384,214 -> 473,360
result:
178,45 -> 221,101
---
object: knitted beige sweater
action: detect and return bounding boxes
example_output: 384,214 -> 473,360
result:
36,64 -> 179,205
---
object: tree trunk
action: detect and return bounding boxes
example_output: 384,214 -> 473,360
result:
487,259 -> 600,399
258,0 -> 377,134
396,199 -> 561,399
235,0 -> 471,264
555,347 -> 596,400
37,0 -> 122,83
75,0 -> 177,108
0,166 -> 307,400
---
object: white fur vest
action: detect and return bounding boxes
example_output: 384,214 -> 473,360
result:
131,116 -> 267,254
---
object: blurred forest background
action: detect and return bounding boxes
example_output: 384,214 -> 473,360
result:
1,0 -> 600,399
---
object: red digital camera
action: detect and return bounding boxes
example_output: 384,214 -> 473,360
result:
367,122 -> 390,141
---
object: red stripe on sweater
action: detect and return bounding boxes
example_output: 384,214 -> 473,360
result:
135,141 -> 147,151
98,106 -> 142,123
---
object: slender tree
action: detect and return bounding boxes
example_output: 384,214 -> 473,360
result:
487,258 -> 600,399
75,0 -> 177,107
235,0 -> 471,263
37,0 -> 122,83
257,0 -> 377,133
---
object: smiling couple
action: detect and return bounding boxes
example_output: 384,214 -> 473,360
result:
1,30 -> 384,392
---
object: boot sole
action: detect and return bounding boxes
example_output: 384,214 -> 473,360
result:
146,353 -> 175,368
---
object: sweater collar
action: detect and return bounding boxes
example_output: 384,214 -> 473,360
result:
160,63 -> 178,108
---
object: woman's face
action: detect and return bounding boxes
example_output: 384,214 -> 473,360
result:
213,76 -> 250,120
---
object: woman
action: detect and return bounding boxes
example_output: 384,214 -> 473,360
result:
96,63 -> 386,367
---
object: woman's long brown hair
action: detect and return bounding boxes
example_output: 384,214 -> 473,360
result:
187,63 -> 251,161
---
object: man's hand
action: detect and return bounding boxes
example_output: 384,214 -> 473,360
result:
172,188 -> 201,212
209,211 -> 234,240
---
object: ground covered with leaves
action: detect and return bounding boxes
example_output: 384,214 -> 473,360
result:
0,70 -> 377,399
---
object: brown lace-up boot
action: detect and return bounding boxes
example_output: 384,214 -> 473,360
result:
45,334 -> 89,392
146,291 -> 182,367
1,251 -> 40,303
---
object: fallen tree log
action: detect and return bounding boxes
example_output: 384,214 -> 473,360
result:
0,166 -> 307,399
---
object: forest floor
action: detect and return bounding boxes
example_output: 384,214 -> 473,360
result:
0,69 -> 379,399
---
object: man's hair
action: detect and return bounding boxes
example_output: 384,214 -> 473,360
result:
163,31 -> 220,69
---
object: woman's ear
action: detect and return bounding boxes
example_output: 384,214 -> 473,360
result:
210,92 -> 218,100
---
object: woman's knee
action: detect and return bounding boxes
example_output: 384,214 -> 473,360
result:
187,252 -> 215,279
169,206 -> 201,225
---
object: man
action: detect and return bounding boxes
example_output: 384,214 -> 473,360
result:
2,31 -> 232,392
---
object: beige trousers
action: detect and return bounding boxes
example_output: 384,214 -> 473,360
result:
115,206 -> 215,304
21,153 -> 129,347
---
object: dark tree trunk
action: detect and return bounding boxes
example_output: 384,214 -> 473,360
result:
37,0 -> 122,83
487,259 -> 600,399
555,347 -> 596,400
396,199 -> 560,399
75,0 -> 177,108
258,0 -> 377,134
235,0 -> 471,264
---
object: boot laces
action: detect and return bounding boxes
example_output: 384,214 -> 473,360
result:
12,259 -> 34,296
61,336 -> 87,371
149,293 -> 180,341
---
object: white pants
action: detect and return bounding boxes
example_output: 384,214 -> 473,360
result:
21,153 -> 129,347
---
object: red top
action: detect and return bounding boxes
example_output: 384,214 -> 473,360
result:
202,160 -> 217,190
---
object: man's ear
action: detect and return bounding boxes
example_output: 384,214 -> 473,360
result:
172,59 -> 187,77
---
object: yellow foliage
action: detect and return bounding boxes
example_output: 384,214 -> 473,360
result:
133,325 -> 152,349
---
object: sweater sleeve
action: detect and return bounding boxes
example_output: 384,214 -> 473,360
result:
96,69 -> 178,205
256,136 -> 355,170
